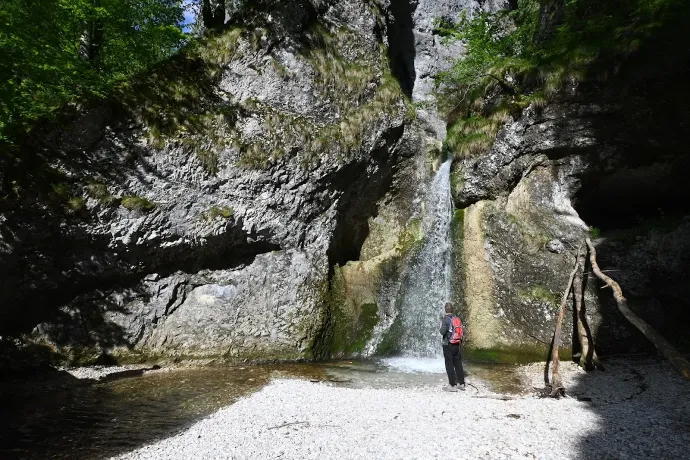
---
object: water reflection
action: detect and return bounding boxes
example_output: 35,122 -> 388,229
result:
0,360 -> 526,459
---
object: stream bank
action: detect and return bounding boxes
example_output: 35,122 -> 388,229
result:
0,358 -> 520,460
109,357 -> 688,460
3,355 -> 688,459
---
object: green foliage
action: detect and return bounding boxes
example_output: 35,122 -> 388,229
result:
237,67 -> 405,169
85,181 -> 117,205
589,226 -> 601,239
437,0 -> 687,159
303,24 -> 378,114
51,182 -> 72,200
67,196 -> 86,212
0,0 -> 186,145
49,181 -> 87,213
197,149 -> 220,175
121,195 -> 155,212
195,27 -> 243,66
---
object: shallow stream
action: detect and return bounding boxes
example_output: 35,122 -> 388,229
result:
0,359 -> 527,459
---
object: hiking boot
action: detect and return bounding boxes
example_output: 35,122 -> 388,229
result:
458,383 -> 466,391
443,385 -> 458,392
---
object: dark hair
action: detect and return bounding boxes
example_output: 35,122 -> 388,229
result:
444,302 -> 453,313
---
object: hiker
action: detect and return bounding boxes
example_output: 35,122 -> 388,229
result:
439,302 -> 465,392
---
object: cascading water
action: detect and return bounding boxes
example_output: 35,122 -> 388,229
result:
395,159 -> 454,358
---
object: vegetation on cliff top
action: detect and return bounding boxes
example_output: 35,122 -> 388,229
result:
0,0 -> 189,146
437,0 -> 689,159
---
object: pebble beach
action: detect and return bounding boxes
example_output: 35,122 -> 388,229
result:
111,357 -> 690,460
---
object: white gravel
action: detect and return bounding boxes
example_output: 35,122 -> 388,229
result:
113,357 -> 690,460
61,364 -> 162,380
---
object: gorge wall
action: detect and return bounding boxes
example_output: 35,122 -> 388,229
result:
1,0 -> 424,365
2,0 -> 689,368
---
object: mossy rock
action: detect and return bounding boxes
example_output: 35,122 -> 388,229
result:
205,205 -> 234,220
374,315 -> 404,356
121,195 -> 155,212
519,284 -> 559,307
328,263 -> 381,356
330,302 -> 379,356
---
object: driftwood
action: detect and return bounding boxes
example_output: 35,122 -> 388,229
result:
548,248 -> 581,397
268,421 -> 309,430
573,245 -> 601,370
585,238 -> 690,380
471,394 -> 517,401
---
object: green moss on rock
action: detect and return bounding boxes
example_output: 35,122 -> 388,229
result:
374,315 -> 403,356
519,284 -> 559,307
329,266 -> 380,357
121,195 -> 155,212
205,205 -> 234,220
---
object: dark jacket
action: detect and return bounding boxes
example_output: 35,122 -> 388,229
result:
439,314 -> 453,346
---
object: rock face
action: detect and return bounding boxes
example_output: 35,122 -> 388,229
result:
3,0 -> 689,368
450,73 -> 690,356
1,0 -> 423,364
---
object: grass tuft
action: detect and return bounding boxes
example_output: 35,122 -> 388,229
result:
121,195 -> 155,212
85,181 -> 117,205
205,205 -> 234,220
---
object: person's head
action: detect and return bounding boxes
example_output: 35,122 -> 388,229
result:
444,302 -> 453,314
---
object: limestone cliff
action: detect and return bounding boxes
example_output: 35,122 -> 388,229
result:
3,0 -> 688,369
450,72 -> 690,357
1,0 -> 423,365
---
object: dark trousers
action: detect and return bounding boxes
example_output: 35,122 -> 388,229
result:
443,343 -> 465,386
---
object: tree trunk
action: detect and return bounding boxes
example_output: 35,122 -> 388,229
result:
573,244 -> 600,370
585,238 -> 690,380
79,19 -> 104,62
202,0 -> 226,30
508,0 -> 519,11
548,250 -> 580,397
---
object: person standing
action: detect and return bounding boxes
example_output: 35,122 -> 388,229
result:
439,302 -> 465,392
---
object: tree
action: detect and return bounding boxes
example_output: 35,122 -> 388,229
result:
0,0 -> 187,144
79,0 -> 105,62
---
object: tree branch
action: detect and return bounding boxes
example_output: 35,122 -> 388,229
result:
547,246 -> 581,397
586,238 -> 690,380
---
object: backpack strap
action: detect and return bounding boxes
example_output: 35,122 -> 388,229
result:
446,315 -> 454,340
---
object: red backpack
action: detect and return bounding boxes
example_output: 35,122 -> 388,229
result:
448,315 -> 464,344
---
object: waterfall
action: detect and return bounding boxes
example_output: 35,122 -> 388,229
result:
397,159 -> 453,357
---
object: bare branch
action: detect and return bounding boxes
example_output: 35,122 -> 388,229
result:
586,238 -> 690,380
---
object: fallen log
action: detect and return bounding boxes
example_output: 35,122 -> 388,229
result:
585,238 -> 690,380
548,248 -> 581,397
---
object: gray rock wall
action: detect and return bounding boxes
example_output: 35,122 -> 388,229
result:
4,0 -> 688,368
450,83 -> 690,357
1,0 -> 419,364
